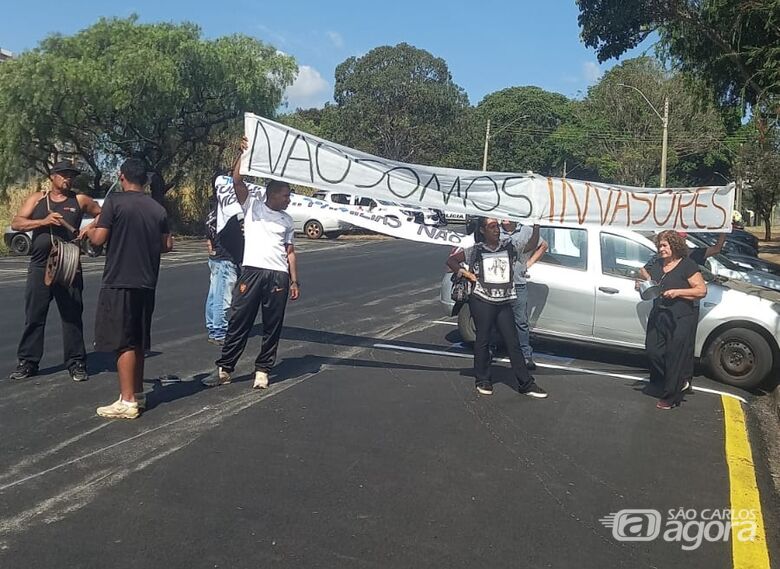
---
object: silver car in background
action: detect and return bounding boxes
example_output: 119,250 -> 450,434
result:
441,224 -> 780,389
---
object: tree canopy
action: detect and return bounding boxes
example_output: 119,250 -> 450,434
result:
576,0 -> 780,110
328,43 -> 470,165
0,16 -> 296,197
554,57 -> 728,186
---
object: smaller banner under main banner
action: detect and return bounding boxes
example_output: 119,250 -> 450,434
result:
241,113 -> 735,232
214,175 -> 475,248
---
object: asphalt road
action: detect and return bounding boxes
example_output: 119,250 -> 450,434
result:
0,237 -> 777,568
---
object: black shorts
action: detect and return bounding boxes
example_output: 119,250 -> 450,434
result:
94,288 -> 156,353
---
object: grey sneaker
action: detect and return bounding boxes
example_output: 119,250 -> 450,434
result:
476,381 -> 493,395
202,367 -> 231,387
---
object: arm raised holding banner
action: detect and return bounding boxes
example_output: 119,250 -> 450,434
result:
233,137 -> 250,205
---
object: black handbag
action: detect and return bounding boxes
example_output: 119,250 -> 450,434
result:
450,247 -> 477,303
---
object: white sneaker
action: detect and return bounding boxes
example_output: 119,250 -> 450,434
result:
202,367 -> 231,387
253,370 -> 269,390
97,397 -> 140,420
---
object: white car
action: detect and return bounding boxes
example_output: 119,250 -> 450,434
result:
685,235 -> 780,292
443,211 -> 467,223
441,224 -> 780,389
311,190 -> 421,226
288,193 -> 354,239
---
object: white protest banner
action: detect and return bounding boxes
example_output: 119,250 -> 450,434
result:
214,175 -> 246,233
242,113 -> 735,232
288,193 -> 475,248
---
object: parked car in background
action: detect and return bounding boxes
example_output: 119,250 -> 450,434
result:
697,232 -> 758,258
728,254 -> 780,276
441,224 -> 780,389
4,197 -> 105,256
394,202 -> 446,226
686,235 -> 780,292
288,193 -> 354,239
443,211 -> 467,223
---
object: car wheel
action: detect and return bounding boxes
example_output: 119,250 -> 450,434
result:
705,327 -> 772,389
304,220 -> 324,239
10,233 -> 32,256
457,302 -> 477,344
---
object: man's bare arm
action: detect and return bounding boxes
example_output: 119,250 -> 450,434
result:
523,224 -> 540,253
232,137 -> 250,205
11,192 -> 63,231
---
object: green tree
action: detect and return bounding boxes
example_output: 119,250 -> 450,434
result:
330,43 -> 470,164
474,86 -> 574,175
576,0 -> 779,111
736,120 -> 780,239
0,16 -> 296,198
553,57 -> 727,186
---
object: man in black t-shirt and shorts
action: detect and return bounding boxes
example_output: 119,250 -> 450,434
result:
85,158 -> 173,419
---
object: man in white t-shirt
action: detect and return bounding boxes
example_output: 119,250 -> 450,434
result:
204,138 -> 300,389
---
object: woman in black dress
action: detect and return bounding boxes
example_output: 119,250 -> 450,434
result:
641,230 -> 707,409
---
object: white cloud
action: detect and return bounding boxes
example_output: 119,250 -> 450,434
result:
285,65 -> 331,110
326,31 -> 344,49
583,61 -> 603,83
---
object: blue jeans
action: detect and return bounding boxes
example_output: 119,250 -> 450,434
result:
205,258 -> 238,340
511,283 -> 533,359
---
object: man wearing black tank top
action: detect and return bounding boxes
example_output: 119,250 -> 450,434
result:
9,161 -> 102,382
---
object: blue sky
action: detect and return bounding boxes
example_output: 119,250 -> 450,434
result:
2,0 -> 654,110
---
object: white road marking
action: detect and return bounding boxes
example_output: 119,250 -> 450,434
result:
371,342 -> 748,404
0,374 -> 311,494
432,320 -> 458,326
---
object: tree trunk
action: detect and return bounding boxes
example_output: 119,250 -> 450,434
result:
764,215 -> 772,241
149,171 -> 166,204
92,171 -> 102,197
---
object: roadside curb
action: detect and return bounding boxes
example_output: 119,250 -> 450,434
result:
771,383 -> 780,422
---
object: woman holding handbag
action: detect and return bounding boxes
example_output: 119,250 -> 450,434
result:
447,217 -> 547,398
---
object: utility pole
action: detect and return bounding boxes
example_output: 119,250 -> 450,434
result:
481,119 -> 491,171
617,83 -> 669,188
660,96 -> 669,188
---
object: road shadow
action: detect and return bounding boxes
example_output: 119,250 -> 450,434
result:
141,373 -> 211,410
229,352 -> 467,388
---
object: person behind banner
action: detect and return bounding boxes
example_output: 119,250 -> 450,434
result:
86,158 -> 173,419
9,161 -> 102,382
446,217 -> 547,399
204,168 -> 245,346
637,231 -> 706,410
500,220 -> 546,370
204,137 -> 300,390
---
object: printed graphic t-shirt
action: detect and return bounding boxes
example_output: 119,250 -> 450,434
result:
462,241 -> 517,304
